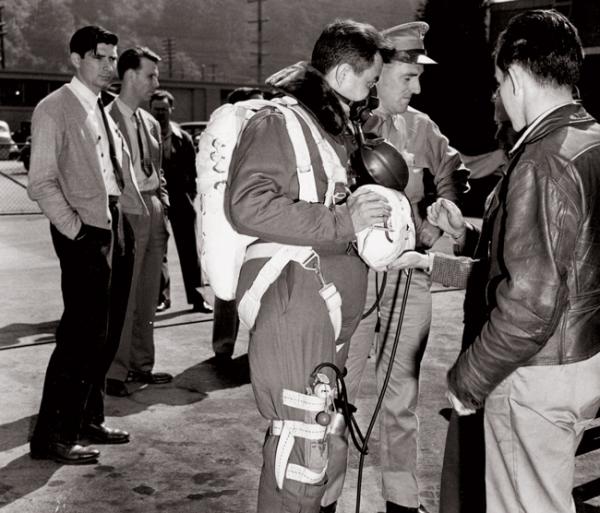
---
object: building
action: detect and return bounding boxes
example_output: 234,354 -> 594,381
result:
0,70 -> 262,129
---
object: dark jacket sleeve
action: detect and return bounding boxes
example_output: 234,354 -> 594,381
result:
225,110 -> 356,247
179,130 -> 198,198
148,115 -> 169,208
448,158 -> 575,409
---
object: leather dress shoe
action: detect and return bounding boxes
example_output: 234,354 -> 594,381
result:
156,299 -> 171,312
386,502 -> 430,513
192,300 -> 213,313
213,353 -> 233,369
30,441 -> 100,465
106,378 -> 130,397
128,370 -> 173,384
82,423 -> 130,444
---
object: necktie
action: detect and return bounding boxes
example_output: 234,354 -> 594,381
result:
97,97 -> 125,191
134,112 -> 153,177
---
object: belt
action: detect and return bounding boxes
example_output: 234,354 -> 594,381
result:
141,189 -> 159,196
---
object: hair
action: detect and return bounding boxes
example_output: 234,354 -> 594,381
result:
225,87 -> 264,103
69,25 -> 118,57
311,19 -> 394,75
226,87 -> 263,104
117,46 -> 161,80
494,9 -> 584,87
150,89 -> 175,107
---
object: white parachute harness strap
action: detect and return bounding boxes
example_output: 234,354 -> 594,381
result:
270,99 -> 319,204
299,250 -> 344,349
235,98 -> 348,340
282,388 -> 327,412
287,103 -> 348,208
269,387 -> 332,490
240,243 -> 343,342
270,420 -> 327,489
285,464 -> 327,486
238,244 -> 313,330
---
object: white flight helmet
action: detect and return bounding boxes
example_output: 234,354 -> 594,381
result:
355,184 -> 415,272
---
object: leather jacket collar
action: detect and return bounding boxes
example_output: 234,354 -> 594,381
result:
510,102 -> 593,156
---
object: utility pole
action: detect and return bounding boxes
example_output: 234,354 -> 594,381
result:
162,37 -> 174,78
248,0 -> 268,83
0,5 -> 6,70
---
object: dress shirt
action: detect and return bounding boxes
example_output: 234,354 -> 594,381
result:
67,77 -> 121,195
114,97 -> 160,192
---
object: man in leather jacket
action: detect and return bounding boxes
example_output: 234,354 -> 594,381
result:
427,10 -> 600,513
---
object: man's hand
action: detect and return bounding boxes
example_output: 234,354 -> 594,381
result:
446,390 -> 476,416
418,220 -> 442,248
347,188 -> 391,233
427,198 -> 466,239
388,250 -> 432,271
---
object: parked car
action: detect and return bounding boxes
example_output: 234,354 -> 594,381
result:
179,121 -> 208,151
0,121 -> 19,160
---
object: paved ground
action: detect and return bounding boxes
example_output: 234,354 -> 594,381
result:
1,213 -> 599,513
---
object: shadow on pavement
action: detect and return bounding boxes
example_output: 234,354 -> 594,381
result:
0,356 -> 252,508
104,354 -> 250,418
0,415 -> 36,453
0,453 -> 62,508
0,320 -> 58,348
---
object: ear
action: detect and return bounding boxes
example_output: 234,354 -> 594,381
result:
323,63 -> 344,92
507,65 -> 524,97
335,63 -> 352,87
70,52 -> 81,70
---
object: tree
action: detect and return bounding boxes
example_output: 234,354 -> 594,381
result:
414,0 -> 497,155
23,0 -> 76,72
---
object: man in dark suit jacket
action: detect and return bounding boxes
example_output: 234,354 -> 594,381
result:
106,46 -> 172,397
150,89 -> 211,314
27,25 -> 143,464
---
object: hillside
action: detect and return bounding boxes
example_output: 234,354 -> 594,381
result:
2,0 -> 420,84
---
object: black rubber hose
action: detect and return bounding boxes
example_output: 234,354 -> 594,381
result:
355,268 -> 413,513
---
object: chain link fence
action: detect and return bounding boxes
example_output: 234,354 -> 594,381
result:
0,143 -> 41,215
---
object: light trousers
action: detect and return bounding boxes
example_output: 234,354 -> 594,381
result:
323,269 -> 432,508
484,350 -> 600,513
108,192 -> 168,381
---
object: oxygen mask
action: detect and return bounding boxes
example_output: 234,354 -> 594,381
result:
348,90 -> 409,192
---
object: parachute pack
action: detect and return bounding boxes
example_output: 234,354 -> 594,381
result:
196,96 -> 347,338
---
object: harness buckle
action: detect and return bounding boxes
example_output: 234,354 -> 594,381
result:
300,251 -> 326,288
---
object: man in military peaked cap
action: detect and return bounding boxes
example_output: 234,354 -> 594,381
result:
320,20 -> 469,513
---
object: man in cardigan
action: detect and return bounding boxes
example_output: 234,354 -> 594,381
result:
28,25 -> 144,464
